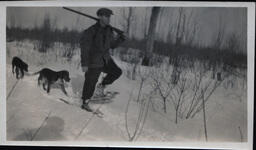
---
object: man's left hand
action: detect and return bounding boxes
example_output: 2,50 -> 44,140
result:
119,34 -> 127,42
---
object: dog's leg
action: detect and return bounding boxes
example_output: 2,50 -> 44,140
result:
21,69 -> 24,79
38,79 -> 41,87
12,65 -> 14,74
38,75 -> 42,87
42,79 -> 47,91
60,80 -> 68,96
15,68 -> 19,79
47,82 -> 51,94
43,83 -> 47,91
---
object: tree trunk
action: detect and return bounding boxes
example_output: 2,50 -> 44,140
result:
163,98 -> 167,113
142,7 -> 161,66
127,7 -> 133,37
175,108 -> 178,124
202,94 -> 208,141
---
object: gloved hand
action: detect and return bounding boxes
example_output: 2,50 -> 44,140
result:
119,34 -> 127,42
82,66 -> 88,72
110,33 -> 127,49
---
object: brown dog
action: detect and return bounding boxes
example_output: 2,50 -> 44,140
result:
12,56 -> 28,79
32,68 -> 70,95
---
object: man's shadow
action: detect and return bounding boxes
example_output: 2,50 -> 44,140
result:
13,116 -> 66,141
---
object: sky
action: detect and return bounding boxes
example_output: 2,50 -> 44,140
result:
7,7 -> 247,50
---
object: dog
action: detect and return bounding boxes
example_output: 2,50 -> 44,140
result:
12,56 -> 28,79
32,68 -> 71,96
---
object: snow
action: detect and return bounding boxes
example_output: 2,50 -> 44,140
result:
6,40 -> 247,143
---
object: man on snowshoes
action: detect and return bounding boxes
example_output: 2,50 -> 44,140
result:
80,8 -> 126,112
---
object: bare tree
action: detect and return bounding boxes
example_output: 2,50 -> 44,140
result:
185,12 -> 200,46
143,7 -> 150,39
238,126 -> 243,142
120,7 -> 134,38
185,66 -> 204,119
125,58 -> 140,80
189,71 -> 226,141
7,14 -> 16,42
170,72 -> 188,124
39,14 -> 53,53
169,8 -> 187,85
211,14 -> 226,80
174,8 -> 186,46
166,8 -> 201,85
142,7 -> 161,66
163,8 -> 175,44
51,16 -> 58,31
183,62 -> 226,120
190,76 -> 225,118
125,67 -> 151,141
201,87 -> 208,141
226,33 -> 241,53
120,7 -> 140,80
213,15 -> 226,49
150,67 -> 174,113
150,67 -> 189,123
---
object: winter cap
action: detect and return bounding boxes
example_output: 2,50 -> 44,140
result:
97,8 -> 113,17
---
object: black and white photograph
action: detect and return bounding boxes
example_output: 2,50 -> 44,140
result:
0,1 -> 255,150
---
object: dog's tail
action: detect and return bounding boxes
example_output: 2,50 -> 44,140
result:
27,70 -> 41,76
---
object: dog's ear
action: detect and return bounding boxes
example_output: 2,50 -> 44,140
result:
63,71 -> 70,82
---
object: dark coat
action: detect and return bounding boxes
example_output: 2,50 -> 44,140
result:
80,22 -> 124,68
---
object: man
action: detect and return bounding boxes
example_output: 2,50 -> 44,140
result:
80,8 -> 125,112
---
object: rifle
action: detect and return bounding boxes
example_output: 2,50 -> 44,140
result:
63,7 -> 124,36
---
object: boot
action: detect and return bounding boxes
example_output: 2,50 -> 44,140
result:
81,100 -> 93,112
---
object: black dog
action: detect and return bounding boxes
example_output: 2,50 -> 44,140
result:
32,68 -> 71,96
12,56 -> 28,79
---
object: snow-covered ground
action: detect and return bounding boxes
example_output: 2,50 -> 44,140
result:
6,40 -> 247,142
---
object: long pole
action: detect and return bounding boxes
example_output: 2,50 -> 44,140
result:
62,7 -> 124,35
63,7 -> 98,21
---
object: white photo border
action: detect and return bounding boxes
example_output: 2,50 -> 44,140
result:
0,1 -> 254,150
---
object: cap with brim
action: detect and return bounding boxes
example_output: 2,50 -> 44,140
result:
97,8 -> 113,17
